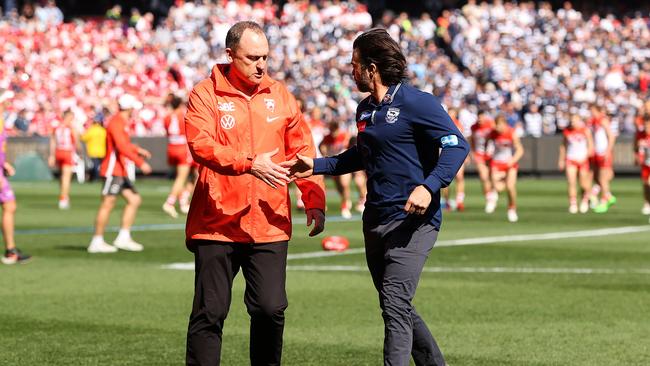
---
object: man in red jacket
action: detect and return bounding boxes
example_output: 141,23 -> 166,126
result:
184,21 -> 326,365
87,94 -> 152,253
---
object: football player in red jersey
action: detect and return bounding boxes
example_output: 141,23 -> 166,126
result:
487,115 -> 524,222
162,95 -> 197,218
87,95 -> 152,253
471,110 -> 497,212
48,110 -> 81,209
441,108 -> 469,211
635,115 -> 650,217
320,120 -> 355,218
588,105 -> 617,213
559,114 -> 594,214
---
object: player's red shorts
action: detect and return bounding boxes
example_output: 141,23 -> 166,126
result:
167,144 -> 193,166
490,161 -> 518,173
642,165 -> 650,182
55,149 -> 74,167
472,152 -> 491,165
590,153 -> 612,169
566,159 -> 590,172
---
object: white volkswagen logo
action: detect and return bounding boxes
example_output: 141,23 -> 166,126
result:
220,114 -> 235,130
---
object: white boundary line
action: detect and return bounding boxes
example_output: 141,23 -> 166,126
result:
286,265 -> 650,275
162,225 -> 650,271
161,263 -> 650,275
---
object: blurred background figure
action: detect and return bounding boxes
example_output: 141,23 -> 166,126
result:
88,94 -> 152,254
162,94 -> 195,218
635,115 -> 650,217
48,110 -> 81,210
559,114 -> 594,214
0,94 -> 30,264
81,112 -> 107,183
589,105 -> 617,213
319,119 -> 354,218
488,115 -> 524,222
471,111 -> 496,213
441,107 -> 469,211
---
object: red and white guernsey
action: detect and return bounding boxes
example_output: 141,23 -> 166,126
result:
638,131 -> 650,167
589,116 -> 609,157
470,120 -> 494,162
164,109 -> 187,146
563,127 -> 589,163
489,126 -> 516,170
54,125 -> 76,151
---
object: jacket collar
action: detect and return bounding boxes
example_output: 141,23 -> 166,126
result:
211,64 -> 275,97
369,82 -> 403,107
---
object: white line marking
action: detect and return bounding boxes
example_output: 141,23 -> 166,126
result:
162,225 -> 650,271
286,265 -> 650,275
160,263 -> 650,275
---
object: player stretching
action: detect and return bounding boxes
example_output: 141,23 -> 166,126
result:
559,114 -> 594,214
48,111 -> 81,209
589,105 -> 616,213
471,111 -> 496,212
636,116 -> 650,219
487,115 -> 524,222
162,95 -> 196,218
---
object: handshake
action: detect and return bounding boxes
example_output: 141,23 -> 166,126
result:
249,148 -> 315,189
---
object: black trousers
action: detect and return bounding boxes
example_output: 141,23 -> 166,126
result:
186,240 -> 289,366
364,216 -> 446,366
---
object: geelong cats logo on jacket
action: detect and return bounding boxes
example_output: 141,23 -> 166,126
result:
386,107 -> 400,123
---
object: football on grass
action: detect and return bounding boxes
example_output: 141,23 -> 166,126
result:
321,235 -> 350,252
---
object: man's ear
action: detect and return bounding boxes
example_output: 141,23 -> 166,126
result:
225,48 -> 234,63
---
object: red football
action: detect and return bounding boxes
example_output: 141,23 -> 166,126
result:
321,235 -> 350,252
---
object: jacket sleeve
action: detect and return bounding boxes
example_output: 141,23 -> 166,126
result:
312,146 -> 363,175
185,87 -> 253,175
109,122 -> 144,167
284,94 -> 326,211
413,95 -> 470,195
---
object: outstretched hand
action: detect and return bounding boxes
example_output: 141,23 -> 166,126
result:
280,154 -> 314,179
250,148 -> 291,188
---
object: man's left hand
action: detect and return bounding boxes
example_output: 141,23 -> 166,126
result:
305,208 -> 325,236
138,147 -> 152,159
404,185 -> 432,215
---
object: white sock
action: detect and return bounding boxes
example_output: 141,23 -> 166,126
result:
91,235 -> 104,245
116,229 -> 131,242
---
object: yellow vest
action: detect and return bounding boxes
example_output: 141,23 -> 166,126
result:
81,124 -> 107,158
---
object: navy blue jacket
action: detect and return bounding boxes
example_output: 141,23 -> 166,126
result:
313,82 -> 469,229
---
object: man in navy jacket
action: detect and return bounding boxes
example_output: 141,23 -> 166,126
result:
284,28 -> 468,366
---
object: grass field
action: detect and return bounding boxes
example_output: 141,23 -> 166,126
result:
1,177 -> 649,365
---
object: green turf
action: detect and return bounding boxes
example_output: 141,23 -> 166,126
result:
1,178 -> 649,365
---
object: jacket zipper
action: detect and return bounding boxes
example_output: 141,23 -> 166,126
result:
247,98 -> 255,239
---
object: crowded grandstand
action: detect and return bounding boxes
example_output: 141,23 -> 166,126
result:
1,0 -> 648,140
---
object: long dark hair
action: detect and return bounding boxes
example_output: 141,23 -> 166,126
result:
353,28 -> 408,85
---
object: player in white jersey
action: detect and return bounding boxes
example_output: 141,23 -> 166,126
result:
487,115 -> 524,222
558,114 -> 594,214
48,111 -> 81,209
588,105 -> 616,213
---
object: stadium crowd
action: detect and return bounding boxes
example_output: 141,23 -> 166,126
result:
0,0 -> 649,140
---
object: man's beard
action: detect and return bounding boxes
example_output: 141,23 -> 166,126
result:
355,72 -> 372,93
